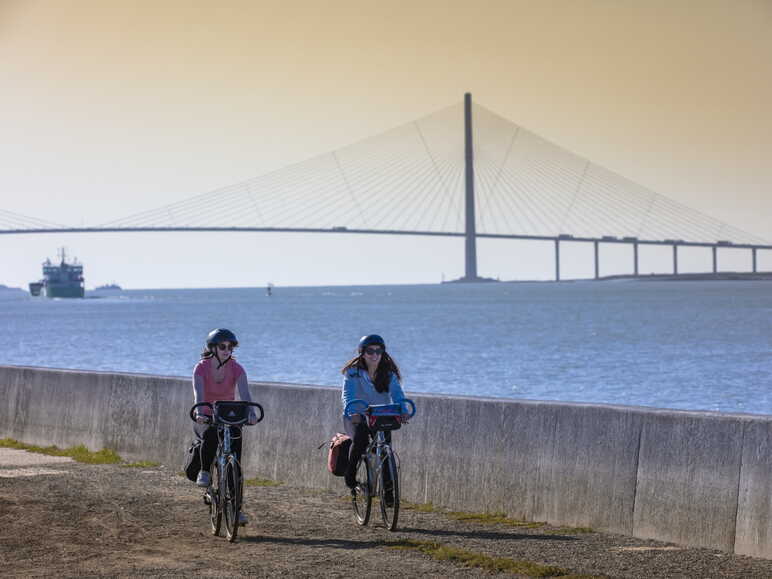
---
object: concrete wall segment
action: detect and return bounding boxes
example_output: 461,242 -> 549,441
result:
633,411 -> 745,551
735,418 -> 772,558
1,365 -> 771,558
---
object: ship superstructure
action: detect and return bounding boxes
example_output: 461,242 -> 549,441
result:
29,248 -> 85,298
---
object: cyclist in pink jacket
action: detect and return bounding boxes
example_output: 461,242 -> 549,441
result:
192,328 -> 258,524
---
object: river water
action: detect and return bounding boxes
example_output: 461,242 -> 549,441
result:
1,280 -> 770,415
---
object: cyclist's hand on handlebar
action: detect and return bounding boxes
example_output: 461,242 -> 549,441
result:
248,414 -> 258,426
195,414 -> 209,424
400,413 -> 410,424
351,413 -> 363,425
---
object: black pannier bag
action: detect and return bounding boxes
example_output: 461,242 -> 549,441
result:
183,438 -> 202,482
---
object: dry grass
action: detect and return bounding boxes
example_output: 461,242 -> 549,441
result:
402,500 -> 547,529
245,476 -> 282,487
387,539 -> 594,577
0,438 -> 121,464
447,510 -> 545,528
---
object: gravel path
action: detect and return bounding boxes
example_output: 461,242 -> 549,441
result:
1,449 -> 771,578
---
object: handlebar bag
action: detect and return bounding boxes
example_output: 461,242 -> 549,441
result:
327,433 -> 352,476
214,401 -> 248,423
368,414 -> 401,431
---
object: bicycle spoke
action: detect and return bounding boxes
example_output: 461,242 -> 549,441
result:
223,457 -> 242,542
352,454 -> 372,526
209,464 -> 222,536
379,448 -> 400,531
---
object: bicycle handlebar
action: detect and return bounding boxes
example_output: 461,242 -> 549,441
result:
344,398 -> 416,419
189,401 -> 265,425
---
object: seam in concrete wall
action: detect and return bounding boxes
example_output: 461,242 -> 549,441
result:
630,421 -> 643,537
732,420 -> 747,554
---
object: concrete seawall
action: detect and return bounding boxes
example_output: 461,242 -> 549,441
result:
1,365 -> 770,558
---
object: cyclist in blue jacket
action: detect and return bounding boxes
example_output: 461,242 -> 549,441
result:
341,334 -> 409,493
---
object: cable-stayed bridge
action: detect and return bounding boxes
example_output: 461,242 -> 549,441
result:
3,94 -> 769,280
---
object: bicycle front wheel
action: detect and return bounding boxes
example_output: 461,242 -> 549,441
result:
352,454 -> 372,526
223,456 -> 243,542
209,464 -> 222,536
379,447 -> 399,531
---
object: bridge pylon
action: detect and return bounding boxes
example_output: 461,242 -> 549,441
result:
450,92 -> 496,283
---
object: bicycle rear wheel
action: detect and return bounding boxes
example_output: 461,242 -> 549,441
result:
379,447 -> 399,531
223,456 -> 243,542
209,464 -> 222,536
352,454 -> 372,526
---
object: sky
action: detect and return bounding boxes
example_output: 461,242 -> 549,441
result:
1,0 -> 771,289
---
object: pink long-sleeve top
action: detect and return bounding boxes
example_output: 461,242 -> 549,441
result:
192,357 -> 250,416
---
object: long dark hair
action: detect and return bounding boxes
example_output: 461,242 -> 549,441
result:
341,351 -> 401,394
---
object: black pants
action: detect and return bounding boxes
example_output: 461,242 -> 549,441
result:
194,424 -> 242,472
344,421 -> 393,488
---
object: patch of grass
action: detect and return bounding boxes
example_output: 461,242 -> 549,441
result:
447,510 -> 545,529
401,500 -> 546,529
1,438 -> 121,464
245,476 -> 282,487
401,501 -> 441,513
387,539 -> 575,576
121,461 -> 161,468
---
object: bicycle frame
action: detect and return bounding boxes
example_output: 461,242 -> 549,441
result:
345,399 -> 414,531
364,430 -> 397,498
190,400 -> 264,542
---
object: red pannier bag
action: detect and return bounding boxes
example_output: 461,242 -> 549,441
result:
326,432 -> 352,476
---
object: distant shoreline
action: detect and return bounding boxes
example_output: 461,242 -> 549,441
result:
592,271 -> 772,282
4,271 -> 772,292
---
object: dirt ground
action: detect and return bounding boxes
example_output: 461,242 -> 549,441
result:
2,448 -> 772,578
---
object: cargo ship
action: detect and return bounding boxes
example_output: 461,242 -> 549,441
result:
28,248 -> 85,298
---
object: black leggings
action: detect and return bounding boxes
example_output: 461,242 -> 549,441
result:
344,421 -> 393,485
194,424 -> 242,471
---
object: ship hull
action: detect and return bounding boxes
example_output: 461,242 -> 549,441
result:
43,284 -> 85,298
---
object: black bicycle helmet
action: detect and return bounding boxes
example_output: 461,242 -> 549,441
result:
358,334 -> 385,352
206,328 -> 238,348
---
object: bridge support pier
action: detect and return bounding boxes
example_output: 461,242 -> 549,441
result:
633,242 -> 639,276
712,246 -> 718,274
673,244 -> 678,275
594,241 -> 599,279
752,248 -> 757,273
555,240 -> 561,282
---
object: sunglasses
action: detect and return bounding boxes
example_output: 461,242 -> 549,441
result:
363,347 -> 384,356
216,343 -> 235,352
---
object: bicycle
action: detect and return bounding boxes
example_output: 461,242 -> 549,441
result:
343,398 -> 416,531
189,400 -> 264,542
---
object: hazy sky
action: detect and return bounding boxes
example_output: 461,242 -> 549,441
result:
1,0 -> 771,288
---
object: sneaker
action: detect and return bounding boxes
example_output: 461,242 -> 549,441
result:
196,470 -> 211,487
238,512 -> 248,526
